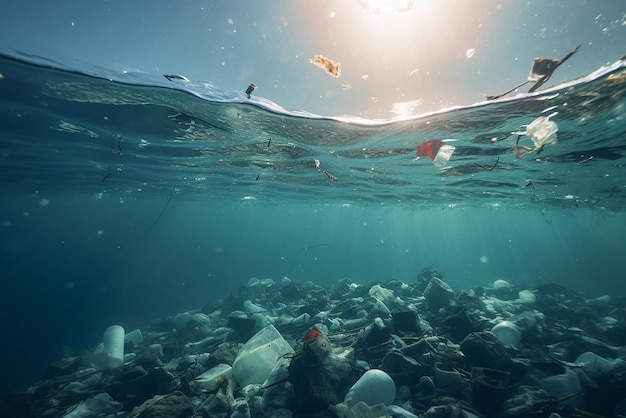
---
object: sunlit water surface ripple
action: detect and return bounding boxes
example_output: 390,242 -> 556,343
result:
1,53 -> 625,211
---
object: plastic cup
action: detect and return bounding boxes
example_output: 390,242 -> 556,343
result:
102,325 -> 125,368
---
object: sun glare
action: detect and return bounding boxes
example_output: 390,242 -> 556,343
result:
295,0 -> 495,116
357,0 -> 417,17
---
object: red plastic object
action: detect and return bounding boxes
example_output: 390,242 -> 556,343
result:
416,140 -> 445,160
303,326 -> 320,343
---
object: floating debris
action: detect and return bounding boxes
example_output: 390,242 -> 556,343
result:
310,55 -> 341,78
474,156 -> 500,171
577,156 -> 594,165
163,74 -> 190,82
523,179 -> 535,190
245,83 -> 256,98
111,139 -> 122,155
100,165 -> 120,182
415,140 -> 456,167
514,114 -> 559,158
323,170 -> 338,181
528,45 -> 580,92
147,195 -> 174,231
487,45 -> 581,100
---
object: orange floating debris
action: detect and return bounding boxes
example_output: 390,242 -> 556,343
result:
310,55 -> 341,78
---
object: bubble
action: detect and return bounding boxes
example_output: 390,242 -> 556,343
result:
466,48 -> 475,59
39,198 -> 50,207
96,230 -> 104,236
480,255 -> 488,263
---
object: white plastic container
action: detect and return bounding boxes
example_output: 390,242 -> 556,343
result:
124,329 -> 143,346
102,325 -> 125,368
491,321 -> 521,347
232,325 -> 293,387
193,363 -> 233,392
344,369 -> 396,409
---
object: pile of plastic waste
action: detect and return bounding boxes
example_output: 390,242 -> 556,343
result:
3,271 -> 626,418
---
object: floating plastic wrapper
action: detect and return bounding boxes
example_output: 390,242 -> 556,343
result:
344,369 -> 396,409
416,140 -> 456,167
526,115 -> 558,148
102,325 -> 125,368
232,324 -> 294,387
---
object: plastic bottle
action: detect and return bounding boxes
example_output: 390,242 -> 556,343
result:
102,325 -> 125,368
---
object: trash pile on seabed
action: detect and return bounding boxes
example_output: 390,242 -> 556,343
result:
4,271 -> 626,418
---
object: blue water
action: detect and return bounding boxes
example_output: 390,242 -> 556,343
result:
1,52 -> 625,394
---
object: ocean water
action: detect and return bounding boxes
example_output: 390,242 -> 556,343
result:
1,52 -> 626,395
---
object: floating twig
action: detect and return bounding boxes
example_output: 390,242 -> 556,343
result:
111,140 -> 122,155
101,166 -> 115,182
474,156 -> 500,171
148,195 -> 174,231
323,170 -> 338,181
523,180 -> 535,191
299,243 -> 333,251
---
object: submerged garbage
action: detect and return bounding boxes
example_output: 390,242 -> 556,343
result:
3,271 -> 626,417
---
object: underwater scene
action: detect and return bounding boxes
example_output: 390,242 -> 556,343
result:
1,1 -> 626,417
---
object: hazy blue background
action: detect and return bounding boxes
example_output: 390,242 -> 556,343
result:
0,0 -> 625,397
1,193 -> 624,394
